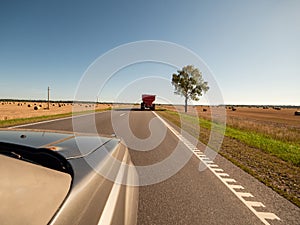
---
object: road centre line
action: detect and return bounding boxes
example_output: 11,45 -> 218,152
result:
152,111 -> 280,225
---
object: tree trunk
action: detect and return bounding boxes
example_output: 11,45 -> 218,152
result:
184,96 -> 188,113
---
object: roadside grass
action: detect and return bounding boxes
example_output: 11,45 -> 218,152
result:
0,107 -> 111,128
226,117 -> 300,144
158,110 -> 300,207
196,108 -> 300,144
225,126 -> 300,166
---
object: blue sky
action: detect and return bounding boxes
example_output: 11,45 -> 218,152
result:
0,0 -> 299,105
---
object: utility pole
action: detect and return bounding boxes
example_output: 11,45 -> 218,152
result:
47,86 -> 50,110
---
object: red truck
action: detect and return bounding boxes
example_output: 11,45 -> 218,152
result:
141,94 -> 156,110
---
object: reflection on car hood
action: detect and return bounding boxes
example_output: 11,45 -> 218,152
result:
0,129 -> 118,158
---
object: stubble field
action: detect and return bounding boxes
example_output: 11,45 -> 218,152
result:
0,101 -> 111,128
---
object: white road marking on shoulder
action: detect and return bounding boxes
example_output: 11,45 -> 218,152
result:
8,111 -> 108,129
120,113 -> 126,117
216,173 -> 230,177
97,150 -> 128,225
228,184 -> 244,190
153,111 -> 280,225
208,164 -> 219,168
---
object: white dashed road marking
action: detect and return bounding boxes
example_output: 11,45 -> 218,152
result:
153,111 -> 280,225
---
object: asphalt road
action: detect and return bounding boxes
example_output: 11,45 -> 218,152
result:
14,110 -> 300,225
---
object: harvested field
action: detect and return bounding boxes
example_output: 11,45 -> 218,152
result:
163,105 -> 300,126
224,107 -> 300,127
0,101 -> 110,121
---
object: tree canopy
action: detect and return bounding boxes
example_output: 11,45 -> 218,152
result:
172,65 -> 209,112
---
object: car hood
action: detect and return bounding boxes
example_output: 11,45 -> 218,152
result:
0,129 -> 118,159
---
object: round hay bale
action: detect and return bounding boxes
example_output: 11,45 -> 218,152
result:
28,104 -> 31,107
232,107 -> 236,111
34,106 -> 40,110
294,111 -> 300,116
203,108 -> 207,112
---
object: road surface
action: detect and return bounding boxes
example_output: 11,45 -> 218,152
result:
12,110 -> 300,225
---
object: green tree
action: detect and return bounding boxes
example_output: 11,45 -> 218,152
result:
172,65 -> 209,113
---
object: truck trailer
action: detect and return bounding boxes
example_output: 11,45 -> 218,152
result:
141,94 -> 156,110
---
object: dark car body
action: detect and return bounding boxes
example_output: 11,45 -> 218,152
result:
0,129 -> 138,225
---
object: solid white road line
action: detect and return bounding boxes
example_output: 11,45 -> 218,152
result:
152,111 -> 280,225
97,150 -> 128,225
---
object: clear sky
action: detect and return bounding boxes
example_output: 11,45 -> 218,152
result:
0,0 -> 299,105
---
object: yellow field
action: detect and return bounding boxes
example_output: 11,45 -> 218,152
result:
0,101 -> 110,120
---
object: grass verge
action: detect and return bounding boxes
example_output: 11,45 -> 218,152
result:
0,107 -> 111,128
